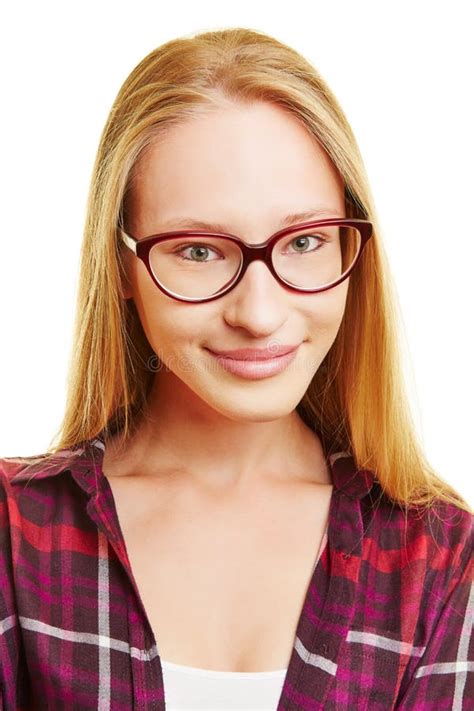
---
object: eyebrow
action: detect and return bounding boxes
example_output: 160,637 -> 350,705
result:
157,207 -> 345,233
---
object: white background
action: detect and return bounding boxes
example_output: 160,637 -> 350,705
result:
0,1 -> 472,507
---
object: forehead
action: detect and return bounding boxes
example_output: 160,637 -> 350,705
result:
126,102 -> 345,232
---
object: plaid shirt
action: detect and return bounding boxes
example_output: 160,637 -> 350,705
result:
1,435 -> 472,710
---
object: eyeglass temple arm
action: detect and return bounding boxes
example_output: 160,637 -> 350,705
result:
118,228 -> 137,255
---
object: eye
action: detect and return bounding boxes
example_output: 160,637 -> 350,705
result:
173,243 -> 223,262
283,234 -> 326,254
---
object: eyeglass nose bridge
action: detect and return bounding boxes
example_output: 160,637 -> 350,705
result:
202,239 -> 283,301
236,240 -> 278,280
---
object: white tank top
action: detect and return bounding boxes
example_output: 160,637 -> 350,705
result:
161,661 -> 288,710
161,527 -> 328,710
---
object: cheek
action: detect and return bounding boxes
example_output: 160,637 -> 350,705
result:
304,281 -> 349,334
131,265 -> 207,358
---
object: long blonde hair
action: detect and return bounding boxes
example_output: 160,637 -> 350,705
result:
13,27 -> 472,515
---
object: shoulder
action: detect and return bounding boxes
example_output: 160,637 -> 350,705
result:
0,451 -> 54,501
0,454 -> 32,483
0,438 -> 106,537
0,449 -> 58,480
412,498 -> 473,597
418,497 -> 472,556
403,496 -> 471,569
0,454 -> 46,531
0,443 -> 92,530
0,440 -> 94,488
0,455 -> 28,510
367,486 -> 471,559
362,487 -> 472,608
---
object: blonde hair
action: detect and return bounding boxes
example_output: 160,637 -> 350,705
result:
13,27 -> 472,515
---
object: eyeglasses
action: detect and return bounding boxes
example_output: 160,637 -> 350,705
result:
118,218 -> 373,303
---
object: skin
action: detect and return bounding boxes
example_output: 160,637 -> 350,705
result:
107,98 -> 349,498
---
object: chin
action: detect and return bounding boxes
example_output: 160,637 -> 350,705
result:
205,392 -> 303,423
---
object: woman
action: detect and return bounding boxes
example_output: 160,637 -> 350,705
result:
1,27 -> 472,710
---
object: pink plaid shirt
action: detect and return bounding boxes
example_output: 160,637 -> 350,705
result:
1,435 -> 472,709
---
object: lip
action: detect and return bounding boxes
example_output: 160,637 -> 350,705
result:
205,344 -> 300,380
207,344 -> 300,360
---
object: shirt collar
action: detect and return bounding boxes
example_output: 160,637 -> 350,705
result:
9,433 -> 377,500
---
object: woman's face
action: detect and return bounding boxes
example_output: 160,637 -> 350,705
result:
121,100 -> 348,422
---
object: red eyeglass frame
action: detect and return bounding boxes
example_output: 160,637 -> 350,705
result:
118,218 -> 373,303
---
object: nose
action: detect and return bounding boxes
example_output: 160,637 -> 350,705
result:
222,259 -> 290,336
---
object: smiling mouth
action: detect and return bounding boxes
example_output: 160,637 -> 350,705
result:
205,345 -> 300,380
206,344 -> 300,360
